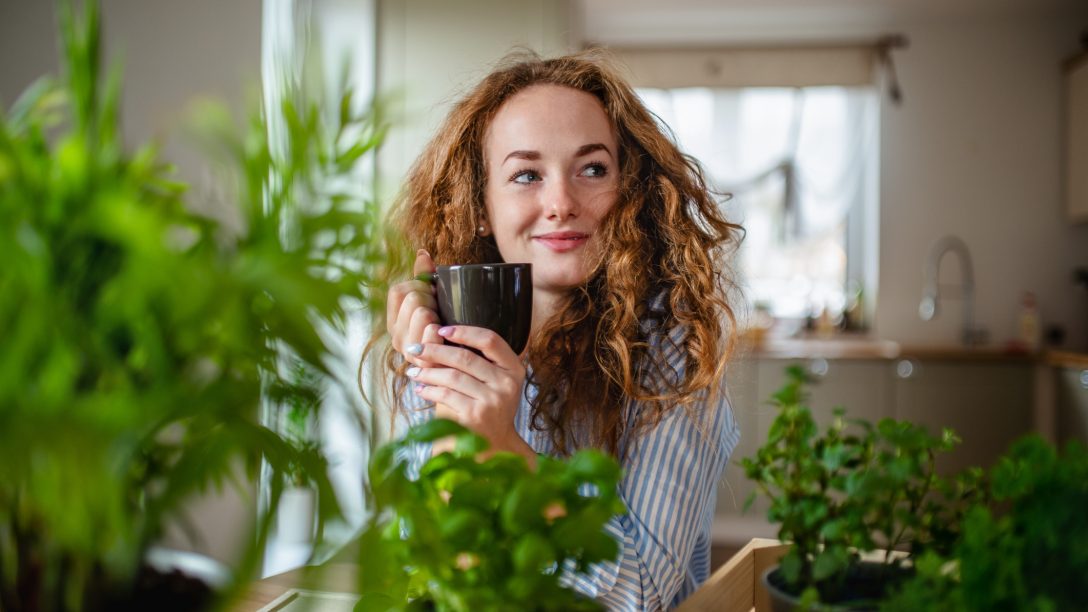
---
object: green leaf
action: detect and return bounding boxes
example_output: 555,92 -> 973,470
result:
439,509 -> 486,550
582,531 -> 619,563
501,480 -> 548,534
779,551 -> 802,585
449,477 -> 500,512
453,432 -> 490,456
513,532 -> 556,572
812,545 -> 849,581
353,593 -> 399,612
406,418 -> 469,443
565,449 -> 621,484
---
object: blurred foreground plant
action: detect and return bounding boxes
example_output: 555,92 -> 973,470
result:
355,419 -> 626,612
0,1 -> 386,610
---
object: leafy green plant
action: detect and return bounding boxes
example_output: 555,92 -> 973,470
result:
883,435 -> 1088,611
281,361 -> 324,489
741,366 -> 980,607
0,2 -> 386,609
355,419 -> 626,611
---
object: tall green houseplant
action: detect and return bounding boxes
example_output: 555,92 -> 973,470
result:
0,2 -> 387,609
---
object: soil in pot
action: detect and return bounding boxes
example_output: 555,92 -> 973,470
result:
763,561 -> 914,612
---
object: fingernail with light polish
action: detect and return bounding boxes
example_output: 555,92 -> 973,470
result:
405,343 -> 423,356
437,327 -> 453,337
406,366 -> 421,378
415,384 -> 426,394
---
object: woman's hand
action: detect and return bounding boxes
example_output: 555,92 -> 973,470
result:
405,325 -> 536,465
387,249 -> 442,367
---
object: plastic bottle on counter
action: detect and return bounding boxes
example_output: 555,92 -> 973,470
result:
1018,291 -> 1041,353
816,305 -> 835,339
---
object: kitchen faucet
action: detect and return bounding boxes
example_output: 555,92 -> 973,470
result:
918,235 -> 988,347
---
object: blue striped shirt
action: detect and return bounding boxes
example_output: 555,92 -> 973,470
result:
396,321 -> 740,611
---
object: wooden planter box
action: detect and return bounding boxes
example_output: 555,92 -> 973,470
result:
242,540 -> 792,611
677,538 -> 789,612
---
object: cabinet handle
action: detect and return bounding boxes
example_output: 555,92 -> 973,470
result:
896,360 -> 916,379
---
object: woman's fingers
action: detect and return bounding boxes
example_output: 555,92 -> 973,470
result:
386,249 -> 438,355
408,365 -> 489,401
436,326 -> 523,371
415,383 -> 474,417
408,342 -> 498,385
393,288 -> 438,352
412,248 -> 436,278
387,280 -> 435,336
405,301 -> 440,351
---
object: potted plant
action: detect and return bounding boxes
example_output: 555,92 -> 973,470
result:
0,2 -> 386,609
353,418 -> 627,611
741,366 -> 980,610
883,435 -> 1088,611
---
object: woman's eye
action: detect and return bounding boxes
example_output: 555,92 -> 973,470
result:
581,163 -> 608,178
510,169 -> 541,184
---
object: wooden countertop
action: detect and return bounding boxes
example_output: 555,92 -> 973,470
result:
232,563 -> 359,611
1045,350 -> 1088,370
742,336 -> 1086,368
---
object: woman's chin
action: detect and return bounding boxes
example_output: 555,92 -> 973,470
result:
534,273 -> 590,294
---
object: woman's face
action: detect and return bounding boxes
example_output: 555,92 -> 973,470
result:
482,84 -> 620,294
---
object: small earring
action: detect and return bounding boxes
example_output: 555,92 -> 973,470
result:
476,224 -> 488,237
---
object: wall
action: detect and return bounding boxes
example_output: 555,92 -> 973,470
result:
878,15 -> 1088,349
582,3 -> 1088,351
1,0 -> 261,222
375,0 -> 578,197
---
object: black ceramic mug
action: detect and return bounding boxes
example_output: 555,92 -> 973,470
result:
434,263 -> 533,356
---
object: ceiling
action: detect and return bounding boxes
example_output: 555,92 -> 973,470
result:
579,0 -> 1088,46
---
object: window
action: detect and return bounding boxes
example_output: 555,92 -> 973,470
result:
636,85 -> 880,323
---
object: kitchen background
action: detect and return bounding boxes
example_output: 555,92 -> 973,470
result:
3,0 -> 1086,577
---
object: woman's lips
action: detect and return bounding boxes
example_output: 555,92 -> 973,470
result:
533,232 -> 589,252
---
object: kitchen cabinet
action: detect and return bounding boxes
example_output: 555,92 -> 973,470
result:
716,357 -> 758,517
1065,51 -> 1088,223
892,360 -> 1033,475
716,358 -> 893,523
1056,366 -> 1088,446
714,353 -> 1035,547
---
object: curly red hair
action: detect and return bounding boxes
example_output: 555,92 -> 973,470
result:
371,49 -> 743,458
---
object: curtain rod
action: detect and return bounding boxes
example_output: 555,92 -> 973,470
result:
596,34 -> 910,54
602,34 -> 910,105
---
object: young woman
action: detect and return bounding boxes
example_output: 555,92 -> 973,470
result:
379,50 -> 743,610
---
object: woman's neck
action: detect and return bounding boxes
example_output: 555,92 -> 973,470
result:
530,288 -> 563,338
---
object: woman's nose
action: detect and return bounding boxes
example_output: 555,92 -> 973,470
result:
546,178 -> 579,220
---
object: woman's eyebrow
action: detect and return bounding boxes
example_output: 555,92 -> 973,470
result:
502,143 -> 612,165
576,143 -> 612,158
503,150 -> 541,164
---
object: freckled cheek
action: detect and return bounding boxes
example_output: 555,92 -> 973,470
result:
585,185 -> 619,214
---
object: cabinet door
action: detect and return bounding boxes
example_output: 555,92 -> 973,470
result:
1066,53 -> 1088,223
1057,367 -> 1088,446
715,357 -> 759,517
720,358 -> 893,518
893,361 -> 1033,475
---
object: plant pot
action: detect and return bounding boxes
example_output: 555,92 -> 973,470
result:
762,561 -> 913,612
277,486 -> 316,544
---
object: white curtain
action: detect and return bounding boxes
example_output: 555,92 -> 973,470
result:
637,86 -> 879,318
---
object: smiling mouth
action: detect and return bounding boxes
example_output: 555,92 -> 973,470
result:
533,232 -> 590,252
535,232 -> 589,241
